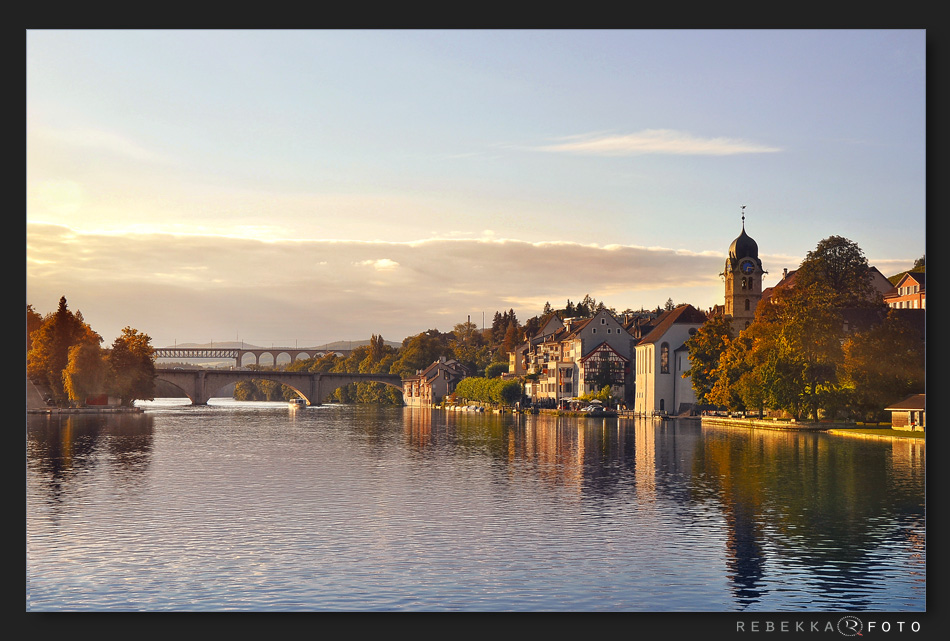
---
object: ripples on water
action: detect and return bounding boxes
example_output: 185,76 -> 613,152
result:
26,400 -> 925,612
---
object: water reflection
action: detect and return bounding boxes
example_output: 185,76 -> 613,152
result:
690,425 -> 925,610
27,413 -> 155,512
27,406 -> 924,611
398,411 -> 925,609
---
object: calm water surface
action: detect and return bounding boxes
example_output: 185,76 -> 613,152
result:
26,400 -> 925,612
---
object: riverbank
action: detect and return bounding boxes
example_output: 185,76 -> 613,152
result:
27,406 -> 144,415
700,415 -> 924,440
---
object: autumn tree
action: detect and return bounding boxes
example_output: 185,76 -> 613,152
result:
684,314 -> 734,405
27,297 -> 102,405
501,322 -> 522,355
108,326 -> 156,406
27,304 -> 43,353
63,341 -> 110,405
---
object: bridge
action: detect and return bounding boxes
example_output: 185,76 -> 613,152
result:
155,367 -> 404,406
154,347 -> 355,368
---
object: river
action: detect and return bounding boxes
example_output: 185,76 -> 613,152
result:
26,399 -> 925,612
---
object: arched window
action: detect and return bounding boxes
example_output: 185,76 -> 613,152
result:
660,342 -> 669,374
744,299 -> 750,311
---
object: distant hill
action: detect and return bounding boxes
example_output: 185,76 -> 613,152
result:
887,266 -> 925,286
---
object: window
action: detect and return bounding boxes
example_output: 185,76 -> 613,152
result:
660,342 -> 669,374
601,318 -> 606,324
745,299 -> 750,311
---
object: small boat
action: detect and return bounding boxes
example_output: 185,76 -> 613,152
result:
289,397 -> 308,408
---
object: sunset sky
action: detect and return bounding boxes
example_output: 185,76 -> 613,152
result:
26,29 -> 926,349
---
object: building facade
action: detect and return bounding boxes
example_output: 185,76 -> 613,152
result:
884,272 -> 926,310
516,309 -> 636,405
403,357 -> 469,407
632,304 -> 708,416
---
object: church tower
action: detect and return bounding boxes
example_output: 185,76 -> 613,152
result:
722,207 -> 765,333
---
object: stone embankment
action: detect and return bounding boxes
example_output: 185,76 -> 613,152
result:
28,406 -> 144,415
700,416 -> 839,431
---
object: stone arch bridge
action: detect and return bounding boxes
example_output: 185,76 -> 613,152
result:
155,368 -> 404,406
154,347 -> 354,368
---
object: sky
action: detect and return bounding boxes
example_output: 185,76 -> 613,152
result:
26,29 -> 927,349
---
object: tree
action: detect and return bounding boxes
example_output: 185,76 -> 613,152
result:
27,297 -> 102,405
27,304 -> 43,353
840,310 -> 925,421
108,327 -> 156,406
454,376 -> 522,407
684,314 -> 734,405
389,329 -> 453,378
578,294 -> 598,317
63,341 -> 109,405
451,320 -> 490,374
794,235 -> 876,307
485,362 -> 508,378
490,311 -> 506,344
665,298 -> 675,311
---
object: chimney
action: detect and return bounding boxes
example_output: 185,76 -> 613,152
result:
783,268 -> 788,279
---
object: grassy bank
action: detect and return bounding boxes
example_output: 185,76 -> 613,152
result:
828,426 -> 925,440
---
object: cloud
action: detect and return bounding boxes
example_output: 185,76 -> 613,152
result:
356,258 -> 400,271
26,223 -> 798,347
538,129 -> 782,156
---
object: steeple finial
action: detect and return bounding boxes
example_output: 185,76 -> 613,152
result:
741,205 -> 746,228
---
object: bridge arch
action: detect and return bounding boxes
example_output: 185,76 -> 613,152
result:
154,368 -> 404,406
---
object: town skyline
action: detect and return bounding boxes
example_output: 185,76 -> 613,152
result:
27,30 -> 926,348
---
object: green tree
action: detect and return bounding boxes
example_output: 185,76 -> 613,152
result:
451,320 -> 490,374
108,326 -> 156,406
746,281 -> 844,419
484,362 -> 508,378
794,235 -> 877,307
389,330 -> 453,378
840,310 -> 925,421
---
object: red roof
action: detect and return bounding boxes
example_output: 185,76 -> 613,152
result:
637,304 -> 708,345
